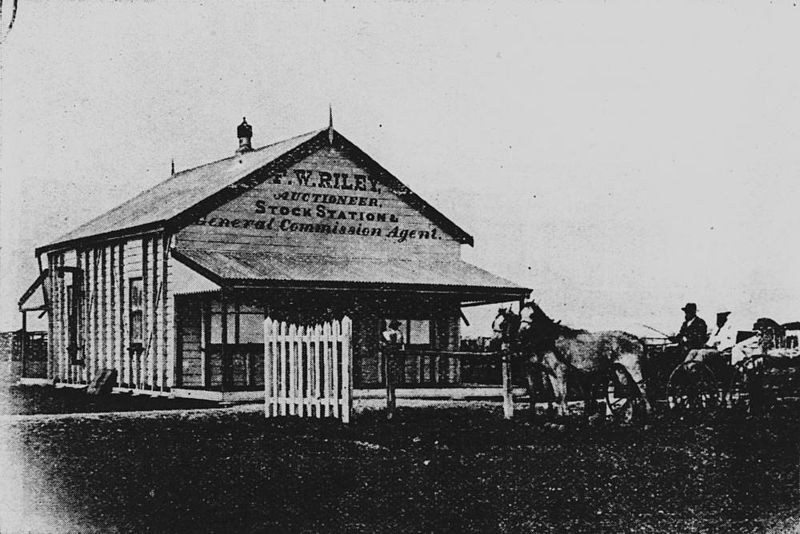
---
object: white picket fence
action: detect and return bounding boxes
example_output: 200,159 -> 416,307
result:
264,316 -> 353,423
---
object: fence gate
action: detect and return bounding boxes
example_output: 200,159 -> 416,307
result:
264,316 -> 353,423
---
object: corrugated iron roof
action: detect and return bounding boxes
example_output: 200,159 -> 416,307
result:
46,129 -> 324,248
39,126 -> 476,253
174,248 -> 527,294
170,256 -> 221,295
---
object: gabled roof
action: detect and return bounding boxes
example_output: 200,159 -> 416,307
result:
37,127 -> 473,254
38,129 -> 322,253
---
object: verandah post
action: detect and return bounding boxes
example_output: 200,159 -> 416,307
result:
384,347 -> 396,420
502,351 -> 514,420
20,310 -> 27,378
220,290 -> 230,393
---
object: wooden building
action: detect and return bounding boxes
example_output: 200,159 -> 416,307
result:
20,118 -> 528,400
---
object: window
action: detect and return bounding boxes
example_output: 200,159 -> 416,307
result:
211,313 -> 241,344
238,313 -> 264,344
382,318 -> 432,347
129,278 -> 143,345
409,320 -> 431,345
209,301 -> 264,344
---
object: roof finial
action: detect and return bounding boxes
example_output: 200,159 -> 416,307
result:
171,158 -> 175,176
328,104 -> 334,146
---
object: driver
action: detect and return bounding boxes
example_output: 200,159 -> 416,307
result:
673,303 -> 708,353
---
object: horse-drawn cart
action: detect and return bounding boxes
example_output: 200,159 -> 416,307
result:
647,334 -> 800,414
488,304 -> 799,423
602,331 -> 800,419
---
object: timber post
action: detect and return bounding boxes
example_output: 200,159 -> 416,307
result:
20,311 -> 27,378
384,348 -> 396,419
502,350 -> 514,419
220,289 -> 230,392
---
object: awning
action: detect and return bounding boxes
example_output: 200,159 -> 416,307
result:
170,256 -> 221,295
172,248 -> 529,300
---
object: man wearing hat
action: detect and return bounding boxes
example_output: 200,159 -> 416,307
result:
674,303 -> 708,352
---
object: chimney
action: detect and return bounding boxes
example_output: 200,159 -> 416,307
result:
237,117 -> 253,153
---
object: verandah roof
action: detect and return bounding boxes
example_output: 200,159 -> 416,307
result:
173,248 -> 528,301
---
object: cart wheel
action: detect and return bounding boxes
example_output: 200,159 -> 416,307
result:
667,361 -> 716,412
733,356 -> 772,414
606,365 -> 635,423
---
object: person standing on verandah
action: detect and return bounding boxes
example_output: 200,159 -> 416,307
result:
382,320 -> 405,346
381,320 -> 405,419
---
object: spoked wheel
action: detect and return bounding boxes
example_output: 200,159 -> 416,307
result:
606,365 -> 636,423
730,356 -> 769,413
667,361 -> 717,412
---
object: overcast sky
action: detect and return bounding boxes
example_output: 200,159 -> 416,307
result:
1,1 -> 798,338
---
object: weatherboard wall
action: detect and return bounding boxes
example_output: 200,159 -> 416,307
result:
174,146 -> 462,260
45,234 -> 175,392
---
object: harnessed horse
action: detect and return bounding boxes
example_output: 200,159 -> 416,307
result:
513,301 -> 653,422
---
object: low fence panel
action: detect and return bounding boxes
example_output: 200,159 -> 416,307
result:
264,316 -> 352,423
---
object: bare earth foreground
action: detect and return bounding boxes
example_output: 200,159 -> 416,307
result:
0,383 -> 798,533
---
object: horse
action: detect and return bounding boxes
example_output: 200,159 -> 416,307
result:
490,307 -> 555,416
513,301 -> 653,423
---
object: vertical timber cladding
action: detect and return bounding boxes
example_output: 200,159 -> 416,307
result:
175,146 -> 461,258
163,234 -> 173,390
123,239 -> 140,386
47,253 -> 58,382
126,234 -> 171,392
118,242 -> 126,386
48,252 -> 63,382
44,235 -> 173,392
45,255 -> 56,382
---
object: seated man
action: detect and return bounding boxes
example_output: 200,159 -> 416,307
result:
674,303 -> 708,353
684,311 -> 735,366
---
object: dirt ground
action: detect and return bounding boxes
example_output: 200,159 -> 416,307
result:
0,382 -> 798,533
